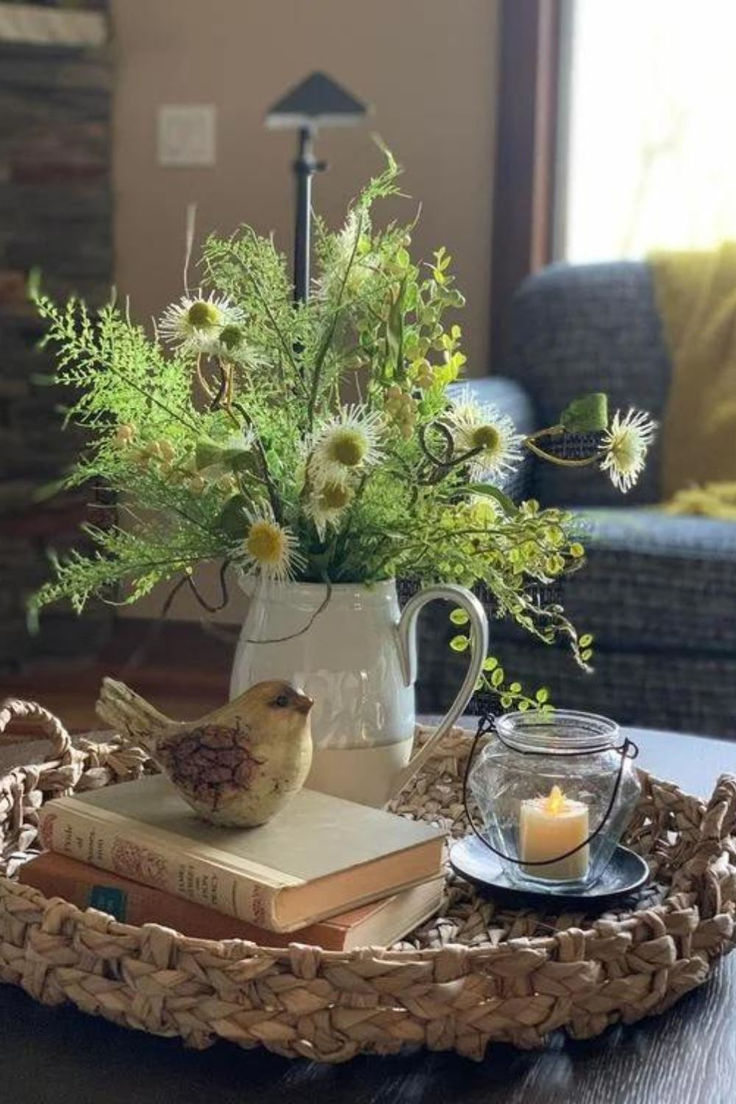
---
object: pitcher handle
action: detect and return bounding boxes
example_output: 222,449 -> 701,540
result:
385,584 -> 489,805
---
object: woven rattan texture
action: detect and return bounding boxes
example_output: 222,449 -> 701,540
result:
1,699 -> 735,1063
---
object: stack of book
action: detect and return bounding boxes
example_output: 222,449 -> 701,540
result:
22,774 -> 446,950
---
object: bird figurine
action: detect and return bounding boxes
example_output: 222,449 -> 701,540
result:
96,677 -> 314,828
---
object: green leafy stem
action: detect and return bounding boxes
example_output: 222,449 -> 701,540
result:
447,606 -> 595,712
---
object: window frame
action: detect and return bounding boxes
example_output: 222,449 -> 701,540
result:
490,0 -> 565,369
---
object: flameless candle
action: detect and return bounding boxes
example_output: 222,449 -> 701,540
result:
519,785 -> 589,881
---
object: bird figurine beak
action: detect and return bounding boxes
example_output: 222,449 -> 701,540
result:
294,692 -> 314,715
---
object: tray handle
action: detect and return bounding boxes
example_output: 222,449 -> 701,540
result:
701,773 -> 736,842
0,698 -> 72,762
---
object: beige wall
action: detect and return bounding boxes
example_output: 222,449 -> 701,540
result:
112,0 -> 500,620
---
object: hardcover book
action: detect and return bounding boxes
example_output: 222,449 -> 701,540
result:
19,852 -> 445,950
38,774 -> 445,932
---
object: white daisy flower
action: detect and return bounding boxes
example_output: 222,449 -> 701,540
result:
196,430 -> 257,478
314,210 -> 371,301
211,324 -> 266,369
309,405 -> 384,485
305,480 -> 353,538
445,387 -> 524,480
241,507 -> 305,583
158,291 -> 241,355
468,495 -> 503,525
600,408 -> 657,493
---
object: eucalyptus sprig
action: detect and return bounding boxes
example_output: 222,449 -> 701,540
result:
448,606 -> 595,708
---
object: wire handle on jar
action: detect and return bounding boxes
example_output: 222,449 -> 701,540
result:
461,712 -> 639,867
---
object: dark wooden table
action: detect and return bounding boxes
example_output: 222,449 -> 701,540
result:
1,725 -> 735,1104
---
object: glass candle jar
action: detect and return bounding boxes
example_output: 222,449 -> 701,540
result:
467,710 -> 641,893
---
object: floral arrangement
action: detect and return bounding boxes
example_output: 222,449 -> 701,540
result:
30,154 -> 655,705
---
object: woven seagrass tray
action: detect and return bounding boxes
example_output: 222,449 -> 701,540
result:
1,698 -> 735,1064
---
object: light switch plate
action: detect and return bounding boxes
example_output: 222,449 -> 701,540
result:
157,104 -> 216,167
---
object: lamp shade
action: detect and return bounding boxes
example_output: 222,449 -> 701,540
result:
265,71 -> 369,130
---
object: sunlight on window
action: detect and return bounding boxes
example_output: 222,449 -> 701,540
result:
564,0 -> 736,262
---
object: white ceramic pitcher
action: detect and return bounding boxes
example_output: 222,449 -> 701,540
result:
230,577 -> 489,807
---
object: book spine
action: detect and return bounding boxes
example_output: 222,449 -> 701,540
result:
37,804 -> 280,928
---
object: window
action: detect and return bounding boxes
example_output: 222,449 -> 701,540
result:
559,0 -> 736,262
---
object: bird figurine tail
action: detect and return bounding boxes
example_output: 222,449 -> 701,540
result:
96,677 -> 173,752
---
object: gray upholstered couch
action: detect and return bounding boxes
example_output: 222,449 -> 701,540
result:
414,261 -> 736,739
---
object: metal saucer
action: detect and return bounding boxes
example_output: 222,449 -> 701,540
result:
449,836 -> 650,910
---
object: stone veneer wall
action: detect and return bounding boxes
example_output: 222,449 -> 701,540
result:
0,7 -> 113,671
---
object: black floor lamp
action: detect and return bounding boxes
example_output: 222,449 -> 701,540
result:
266,72 -> 369,304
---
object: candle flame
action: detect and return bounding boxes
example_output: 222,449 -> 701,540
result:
543,785 -> 567,816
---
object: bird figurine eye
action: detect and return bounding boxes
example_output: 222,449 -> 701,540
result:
273,693 -> 290,708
